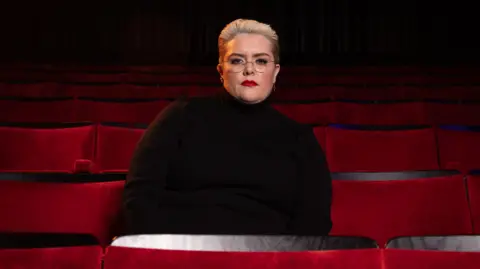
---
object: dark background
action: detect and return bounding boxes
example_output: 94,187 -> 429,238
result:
0,0 -> 478,66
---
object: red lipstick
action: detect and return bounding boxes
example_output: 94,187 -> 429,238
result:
241,80 -> 258,87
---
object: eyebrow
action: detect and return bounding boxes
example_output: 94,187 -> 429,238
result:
228,53 -> 272,58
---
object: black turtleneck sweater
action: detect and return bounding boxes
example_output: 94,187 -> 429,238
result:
123,91 -> 332,236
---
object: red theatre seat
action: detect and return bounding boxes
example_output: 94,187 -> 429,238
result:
272,102 -> 332,125
103,247 -> 382,269
326,127 -> 439,172
437,129 -> 480,172
75,99 -> 170,124
0,99 -> 76,123
0,246 -> 102,269
330,174 -> 472,247
0,125 -> 95,173
384,249 -> 480,269
0,83 -> 65,98
0,180 -> 125,246
466,175 -> 480,234
332,102 -> 427,125
96,125 -> 145,173
426,103 -> 480,125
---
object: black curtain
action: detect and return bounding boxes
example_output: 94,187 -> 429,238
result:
0,0 -> 478,66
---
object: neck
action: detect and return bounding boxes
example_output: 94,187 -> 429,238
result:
218,89 -> 271,113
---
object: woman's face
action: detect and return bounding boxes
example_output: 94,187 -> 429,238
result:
218,33 -> 280,104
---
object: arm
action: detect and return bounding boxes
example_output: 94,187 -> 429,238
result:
289,126 -> 333,236
122,99 -> 188,234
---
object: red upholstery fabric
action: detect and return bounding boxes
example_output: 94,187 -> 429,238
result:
0,99 -> 76,122
339,87 -> 411,101
62,73 -> 127,83
272,103 -> 332,125
96,125 -> 145,172
466,175 -> 480,234
0,125 -> 95,172
0,83 -> 65,98
330,175 -> 472,247
104,247 -> 382,269
75,100 -> 169,124
332,102 -> 427,125
0,246 -> 102,269
66,84 -> 132,99
271,86 -> 343,101
0,180 -> 125,246
384,249 -> 480,269
426,103 -> 480,125
437,129 -> 480,172
326,127 -> 439,172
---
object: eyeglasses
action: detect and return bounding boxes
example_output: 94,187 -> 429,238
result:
224,58 -> 275,73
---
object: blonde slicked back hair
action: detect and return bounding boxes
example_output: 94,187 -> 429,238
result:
218,19 -> 280,64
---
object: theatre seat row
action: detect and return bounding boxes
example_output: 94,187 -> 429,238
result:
0,173 -> 479,248
5,246 -> 480,269
1,99 -> 480,125
0,124 -> 478,173
2,71 -> 480,85
1,83 -> 479,100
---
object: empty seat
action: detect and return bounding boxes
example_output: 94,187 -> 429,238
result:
426,103 -> 480,125
332,102 -> 427,125
104,246 -> 382,269
271,86 -> 342,101
75,99 -> 169,124
272,102 -> 332,125
0,124 -> 95,173
61,73 -> 127,83
0,180 -> 125,246
96,125 -> 145,173
0,99 -> 76,123
437,128 -> 480,172
387,235 -> 480,251
326,127 -> 438,172
466,175 -> 480,233
384,249 -> 480,269
330,172 -> 472,247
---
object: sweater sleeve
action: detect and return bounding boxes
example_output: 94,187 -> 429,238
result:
288,126 -> 333,236
122,99 -> 188,234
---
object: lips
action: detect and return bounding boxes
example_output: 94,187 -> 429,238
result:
241,80 -> 258,87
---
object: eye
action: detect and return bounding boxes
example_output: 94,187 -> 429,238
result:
256,59 -> 269,65
229,58 -> 244,65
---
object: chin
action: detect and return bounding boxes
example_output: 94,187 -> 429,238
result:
238,89 -> 268,104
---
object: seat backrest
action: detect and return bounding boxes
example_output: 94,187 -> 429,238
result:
0,125 -> 95,172
384,249 -> 480,269
0,245 -> 102,269
96,125 -> 145,173
0,180 -> 125,246
330,172 -> 472,247
326,127 -> 439,172
437,128 -> 480,172
466,174 -> 480,233
272,102 -> 332,125
332,102 -> 428,125
75,99 -> 170,124
104,247 -> 382,269
426,103 -> 480,125
0,99 -> 76,122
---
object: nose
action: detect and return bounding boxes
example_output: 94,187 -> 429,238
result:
243,62 -> 255,75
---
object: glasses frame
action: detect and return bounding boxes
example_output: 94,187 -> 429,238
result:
222,59 -> 276,73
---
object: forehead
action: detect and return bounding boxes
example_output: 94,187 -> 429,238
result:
225,33 -> 273,57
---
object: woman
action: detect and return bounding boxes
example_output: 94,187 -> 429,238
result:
123,19 -> 332,237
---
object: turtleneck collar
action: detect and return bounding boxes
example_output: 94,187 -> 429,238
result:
218,88 -> 271,114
